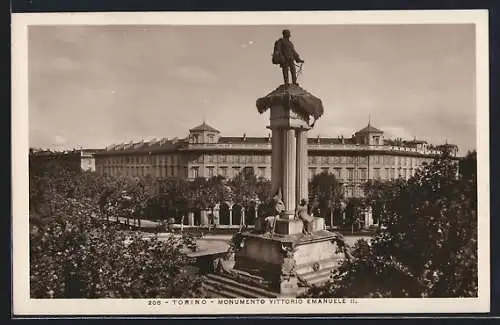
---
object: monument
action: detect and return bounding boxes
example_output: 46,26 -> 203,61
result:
204,30 -> 343,298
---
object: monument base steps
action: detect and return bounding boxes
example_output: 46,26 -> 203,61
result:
205,228 -> 343,298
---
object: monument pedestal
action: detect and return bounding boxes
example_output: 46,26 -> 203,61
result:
230,226 -> 342,296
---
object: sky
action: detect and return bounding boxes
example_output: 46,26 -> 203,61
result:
28,24 -> 476,154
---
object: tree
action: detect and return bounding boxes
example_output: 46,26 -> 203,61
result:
30,197 -> 205,298
303,153 -> 477,298
362,178 -> 407,228
309,171 -> 343,227
459,150 -> 477,180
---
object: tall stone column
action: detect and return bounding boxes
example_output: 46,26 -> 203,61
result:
188,212 -> 194,226
271,127 -> 283,196
282,129 -> 296,217
296,128 -> 308,205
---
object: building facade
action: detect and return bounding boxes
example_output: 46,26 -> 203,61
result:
30,148 -> 102,172
94,122 -> 459,198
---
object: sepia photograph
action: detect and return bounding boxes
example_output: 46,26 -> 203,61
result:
12,10 -> 489,315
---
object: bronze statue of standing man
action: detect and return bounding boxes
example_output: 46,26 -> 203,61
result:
272,29 -> 304,86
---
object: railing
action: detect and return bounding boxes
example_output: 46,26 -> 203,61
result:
186,142 -> 443,155
186,143 -> 271,150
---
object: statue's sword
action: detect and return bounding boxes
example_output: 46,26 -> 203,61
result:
296,62 -> 303,79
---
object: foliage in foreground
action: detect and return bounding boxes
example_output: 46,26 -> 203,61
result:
29,159 -> 205,298
303,153 -> 478,298
30,198 -> 205,298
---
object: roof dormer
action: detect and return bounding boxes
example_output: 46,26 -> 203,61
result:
354,122 -> 384,145
188,121 -> 220,144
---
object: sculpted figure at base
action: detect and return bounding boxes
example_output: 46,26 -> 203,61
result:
296,199 -> 314,235
267,190 -> 285,234
254,189 -> 285,234
272,29 -> 304,86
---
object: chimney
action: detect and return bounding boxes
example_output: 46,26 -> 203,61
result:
316,135 -> 320,144
243,133 -> 247,141
267,133 -> 271,142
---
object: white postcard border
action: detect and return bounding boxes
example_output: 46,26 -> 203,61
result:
12,10 -> 490,315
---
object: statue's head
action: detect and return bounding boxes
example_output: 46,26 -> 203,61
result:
282,29 -> 291,38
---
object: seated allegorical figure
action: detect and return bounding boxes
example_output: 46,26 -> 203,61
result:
255,189 -> 285,234
296,199 -> 314,235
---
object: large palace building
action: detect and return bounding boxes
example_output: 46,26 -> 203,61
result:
94,122 -> 459,198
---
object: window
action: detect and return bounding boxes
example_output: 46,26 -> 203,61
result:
243,166 -> 253,176
321,156 -> 328,164
308,168 -> 316,180
220,167 -> 228,177
191,167 -> 199,178
384,168 -> 390,180
347,168 -> 354,181
208,134 -> 214,143
170,166 -> 175,176
359,168 -> 367,181
207,166 -> 214,178
258,167 -> 266,178
373,136 -> 380,145
391,168 -> 396,179
374,168 -> 381,180
334,168 -> 341,179
232,167 -> 240,177
321,167 -> 329,174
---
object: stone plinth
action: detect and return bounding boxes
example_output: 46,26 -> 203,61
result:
232,229 -> 343,296
274,217 -> 325,235
275,219 -> 303,235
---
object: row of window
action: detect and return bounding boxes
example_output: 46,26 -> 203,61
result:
98,155 -> 179,166
190,166 -> 267,179
97,165 -> 187,178
190,154 -> 269,164
99,153 -> 428,168
186,165 -> 417,181
308,155 -> 421,166
308,167 -> 416,181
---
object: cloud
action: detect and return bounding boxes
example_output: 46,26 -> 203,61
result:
52,57 -> 80,71
172,65 -> 218,84
313,125 -> 355,138
240,40 -> 254,48
381,126 -> 414,140
55,135 -> 67,144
